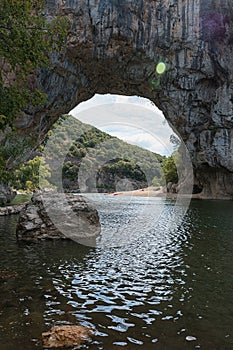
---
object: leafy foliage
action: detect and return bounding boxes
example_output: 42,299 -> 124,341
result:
0,0 -> 68,128
9,193 -> 32,205
13,156 -> 52,191
9,115 -> 180,192
161,154 -> 178,184
42,115 -> 165,192
0,0 -> 68,186
152,175 -> 165,187
0,126 -> 37,184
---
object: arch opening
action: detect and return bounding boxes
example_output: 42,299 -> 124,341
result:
39,92 -> 193,247
36,92 -> 193,198
67,93 -> 183,194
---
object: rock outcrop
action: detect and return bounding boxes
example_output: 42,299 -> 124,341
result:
16,191 -> 100,243
12,0 -> 233,198
42,325 -> 93,348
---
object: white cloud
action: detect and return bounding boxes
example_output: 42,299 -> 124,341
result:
103,126 -> 172,156
71,94 -> 117,113
70,94 -> 177,156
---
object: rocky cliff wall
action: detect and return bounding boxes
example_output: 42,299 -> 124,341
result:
15,0 -> 233,198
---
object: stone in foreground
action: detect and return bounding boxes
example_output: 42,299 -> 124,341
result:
42,325 -> 93,348
16,191 -> 100,244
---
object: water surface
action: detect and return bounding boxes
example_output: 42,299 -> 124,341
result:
0,198 -> 232,349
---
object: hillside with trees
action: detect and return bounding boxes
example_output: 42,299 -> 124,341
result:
13,115 -> 166,193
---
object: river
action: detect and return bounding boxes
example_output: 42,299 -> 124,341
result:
0,197 -> 233,349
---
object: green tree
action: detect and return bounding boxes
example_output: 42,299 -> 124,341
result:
0,1 -> 68,190
152,175 -> 165,187
162,155 -> 179,184
0,0 -> 68,129
39,115 -> 165,192
13,156 -> 52,191
0,127 -> 36,184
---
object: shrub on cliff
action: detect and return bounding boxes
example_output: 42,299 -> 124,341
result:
0,0 -> 68,129
13,156 -> 52,191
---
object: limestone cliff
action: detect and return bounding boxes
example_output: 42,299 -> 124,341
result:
14,0 -> 233,199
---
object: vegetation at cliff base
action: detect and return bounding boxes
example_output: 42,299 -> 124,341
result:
161,155 -> 179,184
13,156 -> 52,192
9,193 -> 32,206
0,0 -> 68,188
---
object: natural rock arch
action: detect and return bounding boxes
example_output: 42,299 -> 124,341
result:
15,0 -> 233,199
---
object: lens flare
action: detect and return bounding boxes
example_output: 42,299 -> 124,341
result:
156,62 -> 166,75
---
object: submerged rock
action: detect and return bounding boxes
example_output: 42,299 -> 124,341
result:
42,325 -> 93,348
16,191 -> 100,243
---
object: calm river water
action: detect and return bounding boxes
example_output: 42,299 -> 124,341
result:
0,197 -> 233,350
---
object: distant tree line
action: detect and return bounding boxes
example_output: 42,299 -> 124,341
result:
12,115 -> 179,192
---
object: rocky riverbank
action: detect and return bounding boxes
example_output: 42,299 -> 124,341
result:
0,203 -> 27,216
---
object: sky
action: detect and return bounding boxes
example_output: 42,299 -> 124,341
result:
70,94 -> 176,156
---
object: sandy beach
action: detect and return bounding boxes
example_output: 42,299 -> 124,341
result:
107,187 -> 201,199
107,187 -> 166,198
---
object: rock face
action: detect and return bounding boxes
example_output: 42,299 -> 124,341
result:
13,0 -> 233,198
42,325 -> 93,348
16,191 -> 100,243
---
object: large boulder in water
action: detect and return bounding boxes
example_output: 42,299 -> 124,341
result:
16,191 -> 100,244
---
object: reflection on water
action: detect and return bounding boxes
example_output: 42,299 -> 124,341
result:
0,199 -> 233,349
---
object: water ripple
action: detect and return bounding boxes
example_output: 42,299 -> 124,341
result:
0,199 -> 233,349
